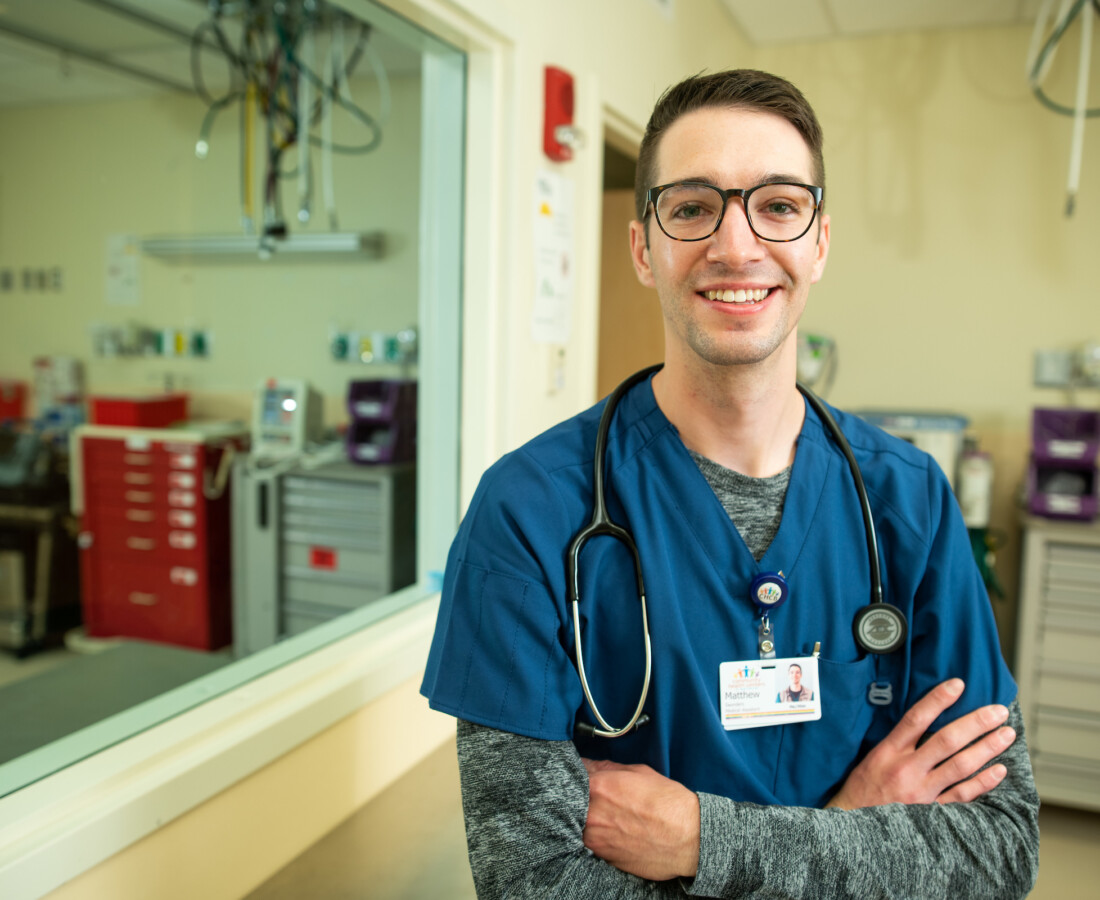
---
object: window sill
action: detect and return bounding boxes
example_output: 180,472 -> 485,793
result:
0,594 -> 441,900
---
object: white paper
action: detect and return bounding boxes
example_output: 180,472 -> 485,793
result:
531,170 -> 574,344
105,234 -> 141,306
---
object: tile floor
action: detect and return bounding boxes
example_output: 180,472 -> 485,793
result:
248,736 -> 1100,900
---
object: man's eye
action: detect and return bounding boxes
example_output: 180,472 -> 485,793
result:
762,200 -> 796,215
672,203 -> 706,219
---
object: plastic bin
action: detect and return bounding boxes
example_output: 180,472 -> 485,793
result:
1032,408 -> 1100,464
89,393 -> 189,428
346,420 -> 415,464
346,380 -> 417,420
0,380 -> 27,422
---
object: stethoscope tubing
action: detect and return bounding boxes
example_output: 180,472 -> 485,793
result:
568,364 -> 661,738
569,365 -> 893,739
795,384 -> 884,607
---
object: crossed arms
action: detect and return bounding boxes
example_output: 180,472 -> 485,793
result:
457,679 -> 1039,899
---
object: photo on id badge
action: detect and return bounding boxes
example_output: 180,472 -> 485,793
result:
719,656 -> 822,730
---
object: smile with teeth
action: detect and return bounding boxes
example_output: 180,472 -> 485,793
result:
703,288 -> 770,304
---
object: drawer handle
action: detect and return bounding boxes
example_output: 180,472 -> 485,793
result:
125,490 -> 154,504
126,509 -> 155,523
129,592 -> 158,606
124,454 -> 153,466
124,473 -> 154,485
127,537 -> 157,551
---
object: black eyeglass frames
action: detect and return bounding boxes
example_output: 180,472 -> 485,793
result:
645,181 -> 824,243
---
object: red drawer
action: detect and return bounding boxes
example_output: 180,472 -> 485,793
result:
85,522 -> 204,566
83,559 -> 224,650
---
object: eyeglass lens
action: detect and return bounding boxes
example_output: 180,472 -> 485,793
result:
655,183 -> 818,241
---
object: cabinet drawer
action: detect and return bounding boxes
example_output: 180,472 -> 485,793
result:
1035,666 -> 1100,715
91,562 -> 207,645
282,601 -> 343,637
282,477 -> 382,515
90,524 -> 204,564
283,575 -> 387,610
1039,610 -> 1100,665
1035,710 -> 1100,765
1046,542 -> 1100,589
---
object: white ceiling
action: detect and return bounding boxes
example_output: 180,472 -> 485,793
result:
0,0 -> 421,108
721,0 -> 1045,45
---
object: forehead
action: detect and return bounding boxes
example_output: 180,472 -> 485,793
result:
653,106 -> 814,186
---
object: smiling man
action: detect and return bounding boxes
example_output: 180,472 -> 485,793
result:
422,69 -> 1039,898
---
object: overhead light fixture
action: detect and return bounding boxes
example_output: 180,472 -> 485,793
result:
140,232 -> 385,261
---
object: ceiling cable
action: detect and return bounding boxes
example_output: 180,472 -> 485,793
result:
1028,0 -> 1100,215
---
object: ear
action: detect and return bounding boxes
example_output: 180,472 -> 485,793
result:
810,213 -> 830,284
629,219 -> 656,288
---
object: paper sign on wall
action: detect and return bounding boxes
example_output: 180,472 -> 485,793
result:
532,170 -> 574,345
105,234 -> 141,306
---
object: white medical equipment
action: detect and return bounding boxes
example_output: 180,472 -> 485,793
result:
251,379 -> 323,460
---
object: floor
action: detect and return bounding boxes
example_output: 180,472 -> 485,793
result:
247,736 -> 1100,900
0,634 -> 233,765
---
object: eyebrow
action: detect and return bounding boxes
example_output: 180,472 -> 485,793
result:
666,171 -> 810,188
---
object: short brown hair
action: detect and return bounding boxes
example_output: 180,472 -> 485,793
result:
634,69 -> 825,221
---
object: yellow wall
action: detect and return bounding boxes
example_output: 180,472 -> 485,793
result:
753,26 -> 1100,647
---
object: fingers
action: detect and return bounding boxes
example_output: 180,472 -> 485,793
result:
917,703 -> 1010,771
928,725 -> 1016,792
882,678 -> 965,751
937,763 -> 1009,805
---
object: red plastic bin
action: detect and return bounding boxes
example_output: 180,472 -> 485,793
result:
89,393 -> 189,428
0,380 -> 27,421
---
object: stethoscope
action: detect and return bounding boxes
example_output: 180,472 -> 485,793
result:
569,364 -> 908,739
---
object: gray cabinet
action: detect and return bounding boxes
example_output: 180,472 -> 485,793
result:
232,459 -> 415,655
1016,516 -> 1100,811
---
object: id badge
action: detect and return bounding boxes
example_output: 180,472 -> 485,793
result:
719,656 -> 822,730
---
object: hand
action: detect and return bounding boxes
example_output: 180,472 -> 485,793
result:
581,758 -> 700,880
827,678 -> 1015,810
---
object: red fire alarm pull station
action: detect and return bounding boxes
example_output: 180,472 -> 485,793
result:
544,66 -> 576,162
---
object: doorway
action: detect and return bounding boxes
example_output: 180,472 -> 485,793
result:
597,135 -> 663,399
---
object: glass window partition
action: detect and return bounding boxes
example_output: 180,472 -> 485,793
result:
0,0 -> 464,798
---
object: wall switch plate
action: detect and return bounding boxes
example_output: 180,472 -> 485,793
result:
1034,349 -> 1074,387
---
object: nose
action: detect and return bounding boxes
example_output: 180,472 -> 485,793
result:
706,198 -> 765,266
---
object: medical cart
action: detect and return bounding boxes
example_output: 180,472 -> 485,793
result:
1016,515 -> 1100,811
231,458 -> 415,655
72,423 -> 246,651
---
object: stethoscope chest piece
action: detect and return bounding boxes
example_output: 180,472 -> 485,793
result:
852,603 -> 907,654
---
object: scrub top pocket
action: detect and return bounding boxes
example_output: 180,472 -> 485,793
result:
774,654 -> 877,807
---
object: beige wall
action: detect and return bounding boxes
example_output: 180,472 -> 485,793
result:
754,26 -> 1100,652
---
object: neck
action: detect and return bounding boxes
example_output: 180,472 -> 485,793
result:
652,343 -> 805,478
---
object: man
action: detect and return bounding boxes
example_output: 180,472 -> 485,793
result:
778,663 -> 813,703
422,69 -> 1039,897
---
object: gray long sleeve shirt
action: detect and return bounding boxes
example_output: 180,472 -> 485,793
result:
456,700 -> 1038,899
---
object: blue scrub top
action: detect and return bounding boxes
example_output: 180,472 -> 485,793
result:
421,376 -> 1015,808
